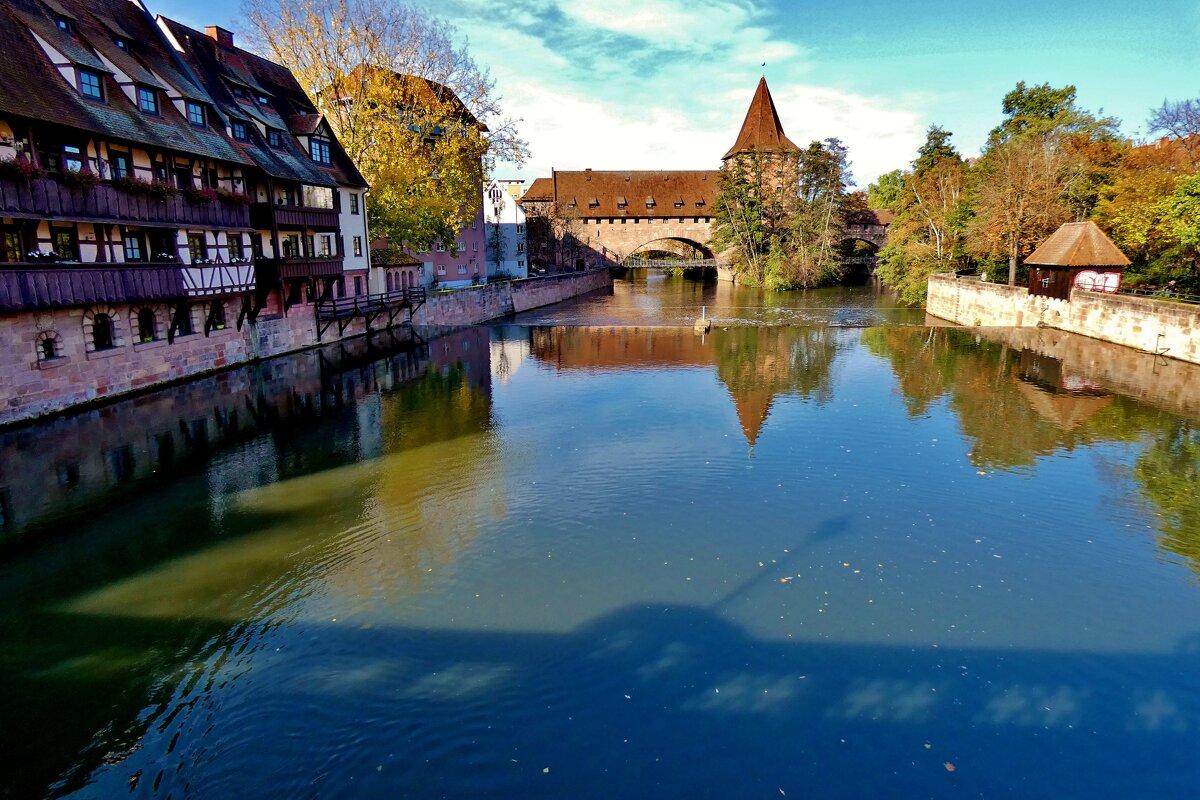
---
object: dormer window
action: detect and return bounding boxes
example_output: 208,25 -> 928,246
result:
137,86 -> 158,115
231,85 -> 247,99
267,129 -> 282,149
186,101 -> 205,127
54,17 -> 71,33
231,121 -> 248,141
256,94 -> 269,105
114,37 -> 129,51
78,69 -> 103,101
309,137 -> 331,165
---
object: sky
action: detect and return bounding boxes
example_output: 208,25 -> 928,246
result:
153,0 -> 1199,188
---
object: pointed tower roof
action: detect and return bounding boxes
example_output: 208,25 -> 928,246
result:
723,77 -> 799,160
728,386 -> 775,448
1024,222 -> 1131,268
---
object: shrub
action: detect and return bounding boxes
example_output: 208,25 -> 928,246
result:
112,175 -> 178,201
0,157 -> 45,181
216,188 -> 252,207
182,186 -> 218,204
59,168 -> 99,190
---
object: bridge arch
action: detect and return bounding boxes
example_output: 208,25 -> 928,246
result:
623,237 -> 715,263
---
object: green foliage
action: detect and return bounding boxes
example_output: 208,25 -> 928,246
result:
867,169 -> 904,210
988,81 -> 1119,145
913,125 -> 961,175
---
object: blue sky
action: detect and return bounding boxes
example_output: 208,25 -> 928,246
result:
152,0 -> 1199,186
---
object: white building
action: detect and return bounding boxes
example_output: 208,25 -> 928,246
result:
483,179 -> 528,279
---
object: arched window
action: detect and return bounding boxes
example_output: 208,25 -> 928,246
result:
410,269 -> 417,288
386,272 -> 393,291
92,313 -> 114,350
137,308 -> 157,343
209,300 -> 226,330
35,331 -> 62,362
401,271 -> 409,289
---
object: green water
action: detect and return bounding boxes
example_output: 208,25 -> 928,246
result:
1,277 -> 1198,798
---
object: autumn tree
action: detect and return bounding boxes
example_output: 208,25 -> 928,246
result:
1148,97 -> 1200,170
244,0 -> 527,251
867,169 -> 904,210
876,127 -> 970,304
712,148 -> 794,285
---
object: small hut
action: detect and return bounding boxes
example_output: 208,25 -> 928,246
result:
1025,222 -> 1130,300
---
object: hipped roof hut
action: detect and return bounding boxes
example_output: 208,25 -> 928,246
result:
1024,222 -> 1130,300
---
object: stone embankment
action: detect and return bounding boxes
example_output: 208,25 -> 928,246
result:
927,274 -> 1200,366
1,270 -> 612,426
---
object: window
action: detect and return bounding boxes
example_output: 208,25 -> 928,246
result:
516,224 -> 524,234
36,331 -> 60,361
353,276 -> 362,295
123,234 -> 144,262
187,233 -> 207,263
256,93 -> 269,105
472,242 -> 478,252
54,16 -> 71,32
62,145 -> 83,173
174,304 -> 194,337
317,235 -> 332,257
437,265 -> 446,275
457,265 -> 467,275
109,152 -> 130,179
267,129 -> 282,149
518,260 -> 524,268
228,236 -> 244,261
353,235 -> 362,257
435,241 -> 446,252
281,234 -> 299,257
302,185 -> 334,209
472,219 -> 478,230
137,308 -> 156,342
231,121 -> 248,140
186,102 -> 205,127
114,37 -> 129,52
92,313 -> 115,350
309,138 -> 331,164
137,86 -> 158,114
51,228 -> 77,260
209,301 -> 226,330
79,70 -> 103,101
349,193 -> 359,214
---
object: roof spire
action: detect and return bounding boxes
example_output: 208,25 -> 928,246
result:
722,77 -> 798,161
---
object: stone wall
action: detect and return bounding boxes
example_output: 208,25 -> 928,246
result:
412,269 -> 612,326
0,270 -> 612,426
927,274 -> 1200,366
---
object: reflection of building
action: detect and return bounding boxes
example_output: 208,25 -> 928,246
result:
529,325 -> 839,447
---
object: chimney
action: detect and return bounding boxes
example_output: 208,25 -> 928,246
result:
205,26 -> 234,48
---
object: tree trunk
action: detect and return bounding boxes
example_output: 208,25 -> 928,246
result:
1008,241 -> 1017,286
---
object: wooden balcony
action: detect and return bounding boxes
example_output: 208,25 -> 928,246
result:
0,177 -> 251,229
249,202 -> 340,231
0,262 -> 256,312
273,257 -> 345,280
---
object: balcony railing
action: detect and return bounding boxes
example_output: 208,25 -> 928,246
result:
272,257 -> 345,280
0,262 -> 256,312
249,202 -> 340,231
0,177 -> 251,229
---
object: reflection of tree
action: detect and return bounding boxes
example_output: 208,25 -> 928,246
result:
714,327 -> 839,445
861,327 -> 1165,470
1135,424 -> 1200,575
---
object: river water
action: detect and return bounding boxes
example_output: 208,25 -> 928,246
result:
2,273 -> 1199,798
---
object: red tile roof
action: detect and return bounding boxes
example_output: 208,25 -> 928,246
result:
723,77 -> 798,160
521,170 -> 719,218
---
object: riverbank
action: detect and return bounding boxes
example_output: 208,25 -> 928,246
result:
926,273 -> 1200,365
0,270 -> 612,427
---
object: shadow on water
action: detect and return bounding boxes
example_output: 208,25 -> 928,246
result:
3,319 -> 1200,797
6,600 -> 1200,798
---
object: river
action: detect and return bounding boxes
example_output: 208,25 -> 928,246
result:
1,273 -> 1198,798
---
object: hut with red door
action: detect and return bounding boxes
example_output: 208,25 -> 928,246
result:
1025,222 -> 1130,301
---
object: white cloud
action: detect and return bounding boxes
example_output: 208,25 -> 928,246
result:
429,0 -> 927,186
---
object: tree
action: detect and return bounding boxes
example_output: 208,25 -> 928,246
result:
243,0 -> 527,251
867,169 -> 904,210
712,148 -> 786,286
988,81 -> 1118,145
1147,97 -> 1200,170
968,135 -> 1071,285
913,125 -> 961,175
772,139 -> 850,289
1156,173 -> 1200,285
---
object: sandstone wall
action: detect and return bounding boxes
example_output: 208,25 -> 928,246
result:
927,274 -> 1200,366
0,271 -> 612,426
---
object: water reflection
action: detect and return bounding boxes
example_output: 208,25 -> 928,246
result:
3,310 -> 1200,798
